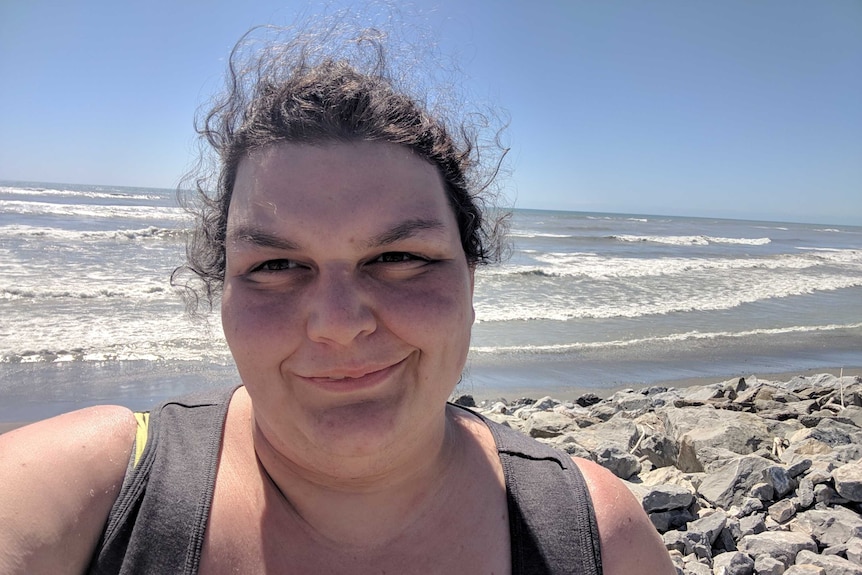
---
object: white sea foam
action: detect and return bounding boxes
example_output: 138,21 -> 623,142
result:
469,322 -> 862,355
509,229 -> 573,239
0,185 -> 162,202
0,284 -> 171,301
612,234 -> 771,246
0,200 -> 186,221
480,248 -> 862,280
0,224 -> 184,241
473,273 -> 862,322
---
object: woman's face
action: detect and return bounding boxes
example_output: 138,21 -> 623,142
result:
221,142 -> 475,462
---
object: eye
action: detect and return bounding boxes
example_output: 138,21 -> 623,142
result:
372,252 -> 428,264
252,259 -> 302,272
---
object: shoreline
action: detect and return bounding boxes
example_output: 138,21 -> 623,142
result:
2,364 -> 860,434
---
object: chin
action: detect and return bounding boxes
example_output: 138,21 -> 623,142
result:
302,395 -> 411,457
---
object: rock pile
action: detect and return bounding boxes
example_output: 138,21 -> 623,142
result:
458,373 -> 862,575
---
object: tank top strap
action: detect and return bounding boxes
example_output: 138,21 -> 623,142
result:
88,386 -> 236,575
474,410 -> 604,575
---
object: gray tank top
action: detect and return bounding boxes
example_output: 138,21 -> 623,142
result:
87,388 -> 603,574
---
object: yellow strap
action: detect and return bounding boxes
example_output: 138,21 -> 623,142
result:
133,412 -> 150,467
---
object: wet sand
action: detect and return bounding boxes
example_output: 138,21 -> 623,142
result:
2,360 -> 859,433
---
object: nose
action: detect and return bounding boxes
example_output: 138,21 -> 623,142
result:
305,268 -> 376,345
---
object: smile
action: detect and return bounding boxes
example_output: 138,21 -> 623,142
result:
299,358 -> 408,392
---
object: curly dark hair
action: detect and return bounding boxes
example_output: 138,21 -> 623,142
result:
174,23 -> 508,313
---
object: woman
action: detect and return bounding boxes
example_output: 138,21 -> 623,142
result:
0,25 -> 674,574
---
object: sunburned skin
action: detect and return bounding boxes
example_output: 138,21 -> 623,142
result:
221,141 -> 476,474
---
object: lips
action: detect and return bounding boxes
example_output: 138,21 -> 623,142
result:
297,358 -> 407,392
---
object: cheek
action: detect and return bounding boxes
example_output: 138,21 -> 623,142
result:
373,270 -> 474,343
221,282 -> 302,359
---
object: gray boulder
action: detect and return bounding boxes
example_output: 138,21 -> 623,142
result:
768,498 -> 797,523
736,531 -> 817,568
643,483 -> 696,513
525,411 -> 577,438
753,555 -> 785,575
687,510 -> 728,547
568,416 -> 640,452
661,407 -> 773,472
794,550 -> 862,575
697,455 -> 776,508
711,551 -> 754,575
784,566 -> 827,575
791,507 -> 862,548
846,537 -> 862,565
832,462 -> 862,502
593,444 -> 641,479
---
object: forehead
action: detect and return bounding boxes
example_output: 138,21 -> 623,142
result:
229,142 -> 454,231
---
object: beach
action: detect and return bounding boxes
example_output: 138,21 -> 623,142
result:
1,362 -> 859,432
6,369 -> 860,572
464,371 -> 862,574
2,181 -> 861,427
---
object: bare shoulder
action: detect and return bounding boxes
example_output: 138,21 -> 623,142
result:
573,457 -> 676,575
0,405 -> 137,575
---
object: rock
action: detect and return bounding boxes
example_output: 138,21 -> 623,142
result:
554,436 -> 591,459
593,444 -> 641,479
712,551 -> 754,575
731,498 -> 765,520
768,498 -> 797,523
796,477 -> 815,509
787,458 -> 813,478
486,401 -> 509,414
813,483 -> 849,506
840,405 -> 862,428
531,396 -> 559,411
566,417 -> 640,453
650,507 -> 696,533
685,561 -> 712,574
784,566 -> 826,575
846,538 -> 862,565
525,411 -> 577,438
687,510 -> 728,547
636,431 -> 680,468
662,407 -> 773,473
753,555 -> 785,575
832,462 -> 862,502
452,394 -> 475,407
790,419 -> 862,449
698,455 -> 777,508
737,531 -> 817,568
714,526 -> 738,554
643,483 -> 696,513
764,465 -> 796,499
576,393 -> 601,407
610,390 -> 652,412
475,375 -> 862,573
663,530 -> 689,554
750,482 -> 775,502
791,507 -> 862,548
737,513 -> 766,537
794,550 -> 862,575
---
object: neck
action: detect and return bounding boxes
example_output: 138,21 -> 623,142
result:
252,405 -> 463,549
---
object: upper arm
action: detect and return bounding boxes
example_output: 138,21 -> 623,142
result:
0,406 -> 137,574
573,457 -> 676,575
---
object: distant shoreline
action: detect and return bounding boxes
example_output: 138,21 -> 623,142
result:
3,365 -> 859,434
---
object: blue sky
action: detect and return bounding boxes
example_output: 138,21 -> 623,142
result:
1,1 -> 860,225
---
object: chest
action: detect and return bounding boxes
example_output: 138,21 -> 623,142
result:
197,485 -> 512,575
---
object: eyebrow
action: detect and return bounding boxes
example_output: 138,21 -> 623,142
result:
366,218 -> 446,248
227,227 -> 300,250
226,218 -> 446,251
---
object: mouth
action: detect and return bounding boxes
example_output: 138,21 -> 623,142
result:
299,358 -> 407,392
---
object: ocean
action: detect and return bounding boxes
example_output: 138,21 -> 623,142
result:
2,181 -> 861,422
